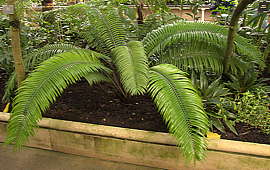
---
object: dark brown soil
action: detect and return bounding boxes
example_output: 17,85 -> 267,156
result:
46,81 -> 168,133
0,68 -> 269,144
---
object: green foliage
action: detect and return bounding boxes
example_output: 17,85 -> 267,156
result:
6,50 -> 111,147
84,72 -> 111,86
2,73 -> 16,103
226,69 -> 269,93
210,0 -> 238,15
234,90 -> 270,135
2,44 -> 80,104
148,64 -> 208,160
86,8 -> 127,50
25,44 -> 80,70
0,14 -> 13,74
143,21 -> 263,73
136,13 -> 182,40
65,4 -> 127,53
5,6 -> 209,161
191,72 -> 237,134
112,41 -> 148,95
23,9 -> 85,48
212,96 -> 237,134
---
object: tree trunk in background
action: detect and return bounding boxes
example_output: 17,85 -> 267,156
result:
137,2 -> 144,24
6,0 -> 26,87
223,0 -> 256,73
42,0 -> 53,11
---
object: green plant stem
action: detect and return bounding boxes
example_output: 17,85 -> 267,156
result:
7,0 -> 26,86
223,0 -> 256,73
111,71 -> 129,100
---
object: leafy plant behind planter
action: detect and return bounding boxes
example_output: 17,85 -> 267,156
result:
0,14 -> 14,75
191,72 -> 238,135
6,7 -> 209,161
234,89 -> 270,135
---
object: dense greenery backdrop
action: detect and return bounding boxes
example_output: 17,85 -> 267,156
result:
0,0 -> 269,162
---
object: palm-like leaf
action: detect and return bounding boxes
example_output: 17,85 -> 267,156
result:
148,64 -> 209,161
2,44 -> 79,103
158,39 -> 225,72
112,41 -> 148,95
84,72 -> 111,86
6,50 -> 111,147
85,8 -> 127,52
25,44 -> 80,70
59,5 -> 127,54
143,21 -> 263,72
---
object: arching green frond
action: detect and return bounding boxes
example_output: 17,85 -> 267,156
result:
143,21 -> 228,56
85,8 -> 127,52
6,50 -> 111,147
112,41 -> 148,95
2,44 -> 81,103
148,64 -> 209,161
234,36 -> 264,68
84,72 -> 111,86
156,40 -> 225,73
25,44 -> 80,70
143,21 -> 263,70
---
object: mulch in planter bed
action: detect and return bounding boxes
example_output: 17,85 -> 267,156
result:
0,68 -> 269,144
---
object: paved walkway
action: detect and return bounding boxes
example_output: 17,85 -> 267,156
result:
0,145 -> 162,170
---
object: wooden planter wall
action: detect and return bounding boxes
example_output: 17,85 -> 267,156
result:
0,112 -> 269,170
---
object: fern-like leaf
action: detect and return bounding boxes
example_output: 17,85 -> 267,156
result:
83,7 -> 127,53
6,49 -> 111,147
84,72 -> 111,86
2,44 -> 80,103
157,36 -> 225,72
25,43 -> 80,70
112,41 -> 148,95
148,64 -> 209,161
143,21 -> 263,71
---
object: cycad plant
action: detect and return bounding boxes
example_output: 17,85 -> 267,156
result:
5,4 -> 263,162
6,7 -> 209,161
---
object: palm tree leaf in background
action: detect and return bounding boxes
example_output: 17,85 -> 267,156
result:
157,38 -> 225,73
234,36 -> 264,68
112,41 -> 148,95
143,21 -> 227,56
143,21 -> 263,71
6,49 -> 111,147
148,64 -> 209,161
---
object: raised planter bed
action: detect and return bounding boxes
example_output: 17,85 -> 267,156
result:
0,112 -> 269,170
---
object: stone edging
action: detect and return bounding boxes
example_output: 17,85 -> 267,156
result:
0,112 -> 269,157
